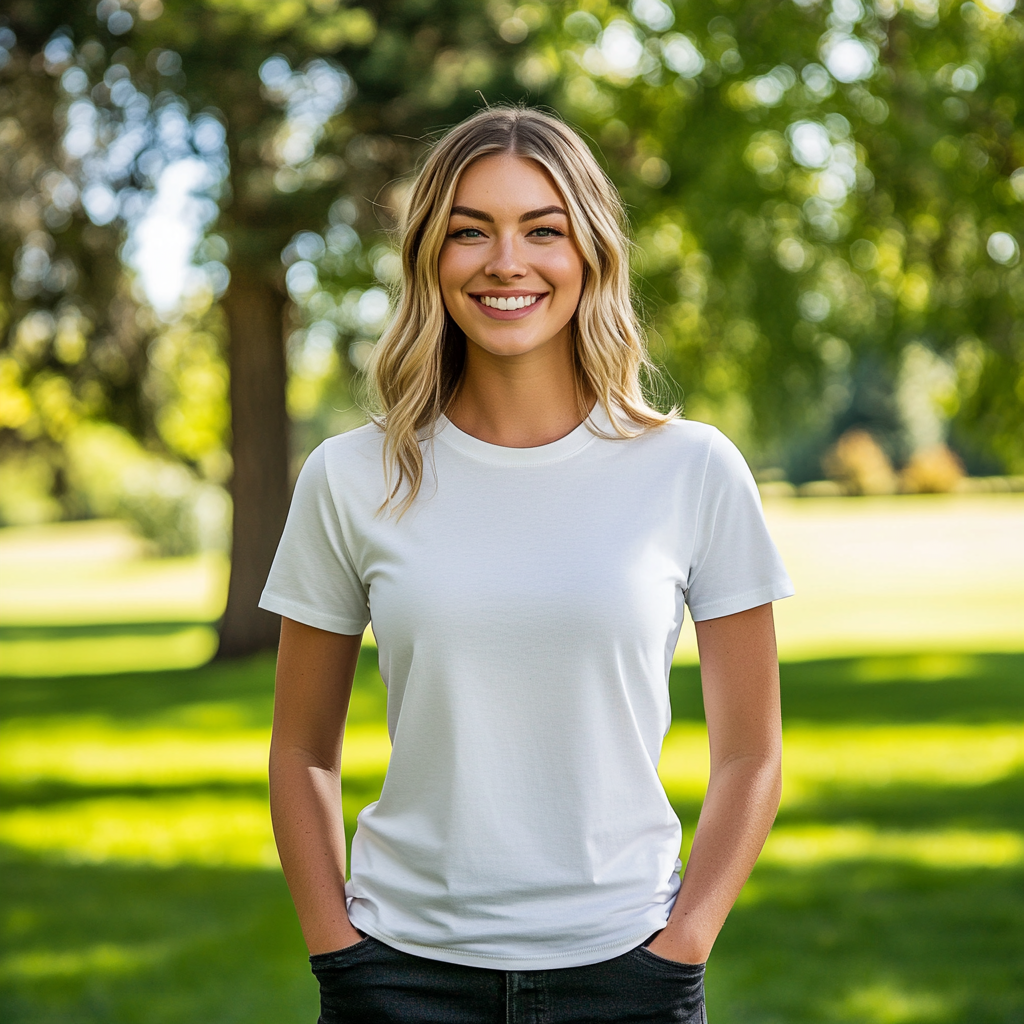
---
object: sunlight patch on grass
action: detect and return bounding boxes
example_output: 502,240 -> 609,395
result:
5,719 -> 1018,803
341,723 -> 392,775
770,592 -> 1024,662
658,724 -> 710,799
0,625 -> 219,677
0,795 -> 278,868
657,723 -> 1024,806
781,724 -> 1024,801
846,654 -> 981,683
767,495 -> 1024,663
832,981 -> 955,1023
0,521 -> 228,626
762,825 -> 1024,869
0,941 -> 172,981
674,596 -> 1024,664
0,719 -> 269,786
0,720 -> 390,787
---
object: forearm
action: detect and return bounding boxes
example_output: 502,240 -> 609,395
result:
656,750 -> 782,963
269,745 -> 361,954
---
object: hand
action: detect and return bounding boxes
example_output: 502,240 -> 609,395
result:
308,922 -> 365,956
645,928 -> 710,966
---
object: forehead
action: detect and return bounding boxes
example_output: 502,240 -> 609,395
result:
451,154 -> 565,212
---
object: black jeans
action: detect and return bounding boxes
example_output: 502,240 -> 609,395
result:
310,935 -> 707,1023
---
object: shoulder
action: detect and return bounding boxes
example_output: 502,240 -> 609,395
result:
313,421 -> 384,475
626,416 -> 728,466
657,417 -> 721,446
291,423 -> 385,509
321,421 -> 384,457
630,418 -> 755,500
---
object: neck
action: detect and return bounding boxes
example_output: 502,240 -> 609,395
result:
446,329 -> 592,448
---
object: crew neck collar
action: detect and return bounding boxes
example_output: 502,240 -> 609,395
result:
436,403 -> 613,467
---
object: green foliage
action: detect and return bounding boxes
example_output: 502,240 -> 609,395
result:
519,0 -> 1024,468
2,0 -> 1022,508
145,297 -> 231,483
0,39 -> 154,458
64,421 -> 221,554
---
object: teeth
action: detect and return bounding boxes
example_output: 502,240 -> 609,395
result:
480,295 -> 538,310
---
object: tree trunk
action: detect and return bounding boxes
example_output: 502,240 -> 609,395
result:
217,271 -> 290,658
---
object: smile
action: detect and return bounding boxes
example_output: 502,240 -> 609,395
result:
471,293 -> 547,320
478,294 -> 540,310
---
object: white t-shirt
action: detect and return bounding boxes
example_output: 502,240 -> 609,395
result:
260,405 -> 793,970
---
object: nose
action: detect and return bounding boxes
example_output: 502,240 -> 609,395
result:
483,232 -> 527,282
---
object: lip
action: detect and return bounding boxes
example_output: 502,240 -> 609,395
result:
470,292 -> 548,321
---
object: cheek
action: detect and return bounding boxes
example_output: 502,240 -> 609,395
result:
438,246 -> 467,298
546,249 -> 585,298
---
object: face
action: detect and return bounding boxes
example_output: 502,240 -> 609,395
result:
438,154 -> 586,361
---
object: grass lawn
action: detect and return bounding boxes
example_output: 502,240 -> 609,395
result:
1,498 -> 1022,1023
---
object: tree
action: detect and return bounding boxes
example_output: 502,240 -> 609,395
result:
3,0 -> 1021,656
0,24 -> 154,518
3,0 -> 542,655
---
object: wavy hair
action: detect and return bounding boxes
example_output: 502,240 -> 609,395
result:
368,105 -> 675,513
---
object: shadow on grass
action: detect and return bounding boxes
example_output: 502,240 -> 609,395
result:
0,858 -> 316,1024
0,648 -> 385,725
711,859 -> 1023,1024
0,649 -> 388,1023
776,771 -> 1024,832
669,652 -> 1024,724
1,649 -> 1021,1022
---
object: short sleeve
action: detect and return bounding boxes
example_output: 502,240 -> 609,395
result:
684,429 -> 794,622
258,443 -> 371,635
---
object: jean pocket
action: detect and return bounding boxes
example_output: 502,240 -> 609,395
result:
630,945 -> 706,977
309,937 -> 374,973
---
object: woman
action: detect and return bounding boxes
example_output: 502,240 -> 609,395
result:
260,106 -> 793,1023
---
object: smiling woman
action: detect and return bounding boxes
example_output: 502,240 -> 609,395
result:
367,106 -> 672,511
257,107 -> 794,1024
442,172 -> 580,318
439,154 -> 586,443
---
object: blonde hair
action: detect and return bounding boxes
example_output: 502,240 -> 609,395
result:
368,105 -> 675,512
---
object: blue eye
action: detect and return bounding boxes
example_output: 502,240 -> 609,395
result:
450,227 -> 485,238
530,227 -> 565,237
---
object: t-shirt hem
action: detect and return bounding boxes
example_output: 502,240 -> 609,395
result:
257,592 -> 369,636
687,579 -> 794,622
350,922 -> 662,971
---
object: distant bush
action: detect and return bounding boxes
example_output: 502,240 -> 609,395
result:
823,430 -> 898,496
0,452 -> 62,526
900,445 -> 966,494
64,422 -> 228,556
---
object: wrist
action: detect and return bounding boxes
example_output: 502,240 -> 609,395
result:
647,924 -> 714,965
306,921 -> 364,956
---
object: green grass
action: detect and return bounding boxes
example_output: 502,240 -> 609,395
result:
1,650 -> 1021,1023
1,506 -> 1022,1022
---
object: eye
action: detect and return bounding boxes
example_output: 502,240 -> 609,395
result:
528,226 -> 566,238
449,226 -> 486,239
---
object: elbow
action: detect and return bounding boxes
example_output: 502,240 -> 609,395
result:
713,745 -> 783,817
767,753 -> 783,817
760,738 -> 783,812
268,738 -> 340,781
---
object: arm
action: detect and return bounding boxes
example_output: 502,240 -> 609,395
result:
269,616 -> 366,955
648,602 -> 783,964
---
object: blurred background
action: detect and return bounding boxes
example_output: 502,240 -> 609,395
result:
0,1 -> 1022,1021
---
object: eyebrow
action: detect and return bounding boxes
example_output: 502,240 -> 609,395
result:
449,204 -> 568,223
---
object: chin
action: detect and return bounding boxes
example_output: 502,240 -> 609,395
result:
469,330 -> 557,358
